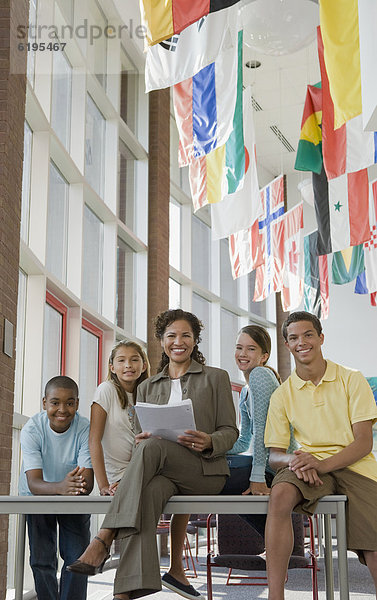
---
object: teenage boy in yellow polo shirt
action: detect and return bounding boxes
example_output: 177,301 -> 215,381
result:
264,310 -> 377,599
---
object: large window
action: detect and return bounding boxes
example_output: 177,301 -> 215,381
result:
169,199 -> 181,271
46,162 -> 69,283
220,238 -> 238,306
21,121 -> 32,243
118,139 -> 135,229
120,53 -> 138,134
192,293 -> 210,361
79,319 -> 103,418
82,205 -> 103,312
14,270 -> 28,413
42,293 -> 67,394
220,308 -> 239,382
191,215 -> 211,289
85,94 -> 106,197
116,238 -> 134,331
51,50 -> 72,149
169,278 -> 181,309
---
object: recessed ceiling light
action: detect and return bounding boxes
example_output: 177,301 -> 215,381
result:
245,60 -> 261,69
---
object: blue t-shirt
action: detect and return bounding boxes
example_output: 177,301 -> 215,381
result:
19,411 -> 92,496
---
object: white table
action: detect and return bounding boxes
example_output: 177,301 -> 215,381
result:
0,494 -> 349,600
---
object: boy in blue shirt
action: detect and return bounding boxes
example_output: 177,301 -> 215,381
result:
19,376 -> 94,600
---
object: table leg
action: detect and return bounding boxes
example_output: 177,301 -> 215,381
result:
336,502 -> 349,600
15,514 -> 26,600
324,514 -> 334,600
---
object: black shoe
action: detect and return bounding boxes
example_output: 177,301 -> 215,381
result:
67,536 -> 110,576
161,573 -> 204,600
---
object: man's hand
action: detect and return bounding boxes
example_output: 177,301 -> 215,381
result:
294,466 -> 323,487
289,450 -> 323,473
59,466 -> 87,495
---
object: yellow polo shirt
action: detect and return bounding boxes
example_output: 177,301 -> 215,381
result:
264,360 -> 377,481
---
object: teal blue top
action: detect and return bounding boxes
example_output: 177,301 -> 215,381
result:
227,367 -> 296,483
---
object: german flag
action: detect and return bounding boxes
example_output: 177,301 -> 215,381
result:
294,83 -> 323,175
141,0 -> 240,46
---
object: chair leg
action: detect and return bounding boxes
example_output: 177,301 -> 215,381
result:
183,534 -> 197,578
206,553 -> 213,600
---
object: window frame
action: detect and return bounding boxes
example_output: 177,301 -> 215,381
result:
45,291 -> 68,375
81,317 -> 103,385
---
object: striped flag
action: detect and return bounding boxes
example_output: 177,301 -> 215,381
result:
319,0 -> 361,129
328,168 -> 370,251
364,179 -> 377,294
145,6 -> 238,92
140,0 -> 241,46
304,230 -> 329,320
188,145 -> 227,211
228,218 -> 264,280
318,27 -> 377,181
210,88 -> 260,239
253,176 -> 285,302
280,203 -> 304,312
294,83 -> 323,175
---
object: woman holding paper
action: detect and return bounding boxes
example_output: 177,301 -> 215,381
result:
68,309 -> 238,600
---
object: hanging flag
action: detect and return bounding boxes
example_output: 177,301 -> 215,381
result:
145,6 -> 238,92
228,218 -> 264,280
140,0 -> 241,46
332,245 -> 365,285
294,83 -> 323,175
211,88 -> 261,239
364,179 -> 377,293
312,166 -> 332,255
253,175 -> 285,302
280,203 -> 304,312
173,43 -> 237,166
328,168 -> 370,252
304,230 -> 329,319
319,0 -> 362,129
188,145 -> 227,211
354,270 -> 377,307
317,27 -> 377,181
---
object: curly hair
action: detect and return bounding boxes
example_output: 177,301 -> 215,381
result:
238,325 -> 281,384
107,340 -> 150,408
154,309 -> 206,372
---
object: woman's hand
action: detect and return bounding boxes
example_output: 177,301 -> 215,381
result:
135,432 -> 152,445
177,429 -> 213,452
242,481 -> 271,496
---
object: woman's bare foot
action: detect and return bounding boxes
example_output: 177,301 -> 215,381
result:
78,529 -> 115,566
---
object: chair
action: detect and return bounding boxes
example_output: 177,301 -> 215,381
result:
206,513 -> 318,600
188,513 -> 217,559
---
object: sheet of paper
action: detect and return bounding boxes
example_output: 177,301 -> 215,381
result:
135,399 -> 196,443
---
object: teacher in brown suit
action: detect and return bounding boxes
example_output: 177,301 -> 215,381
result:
68,309 -> 238,600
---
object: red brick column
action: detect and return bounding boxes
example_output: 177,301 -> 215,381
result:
147,89 -> 170,373
0,0 -> 28,596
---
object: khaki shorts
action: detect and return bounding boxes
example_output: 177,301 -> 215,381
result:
272,467 -> 377,564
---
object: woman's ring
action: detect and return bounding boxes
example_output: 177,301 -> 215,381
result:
192,442 -> 195,449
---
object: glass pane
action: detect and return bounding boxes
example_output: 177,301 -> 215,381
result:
46,162 -> 69,283
192,293 -> 210,362
87,0 -> 107,87
220,308 -> 239,382
169,200 -> 181,270
120,55 -> 138,133
220,239 -> 238,306
21,121 -> 32,243
14,270 -> 27,413
116,238 -> 134,331
118,139 -> 135,229
191,215 -> 211,289
248,270 -> 267,319
51,51 -> 72,149
79,327 -> 99,418
169,278 -> 181,309
42,302 -> 63,393
82,205 -> 103,312
85,94 -> 105,197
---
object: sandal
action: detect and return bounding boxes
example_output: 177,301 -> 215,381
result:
67,536 -> 110,575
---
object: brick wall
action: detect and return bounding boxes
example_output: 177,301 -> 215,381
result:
147,89 -> 170,374
0,0 -> 28,596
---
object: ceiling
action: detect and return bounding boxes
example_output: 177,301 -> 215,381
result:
242,1 -> 320,180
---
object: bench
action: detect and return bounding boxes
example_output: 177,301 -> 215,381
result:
0,494 -> 349,600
